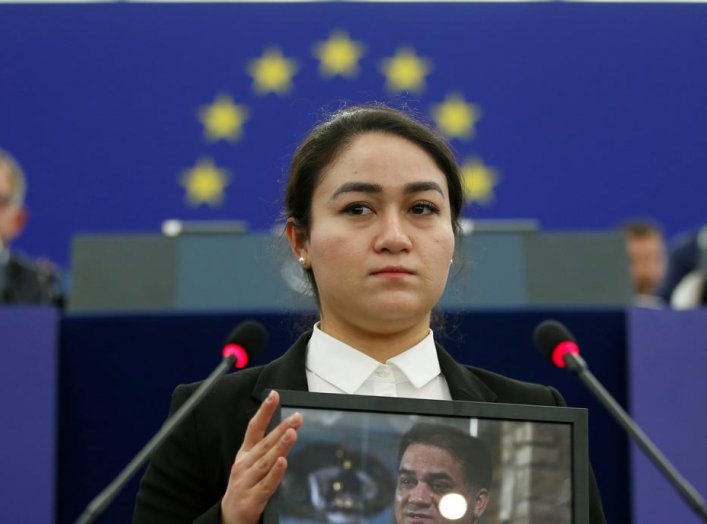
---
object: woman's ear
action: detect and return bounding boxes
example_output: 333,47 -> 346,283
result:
285,218 -> 309,266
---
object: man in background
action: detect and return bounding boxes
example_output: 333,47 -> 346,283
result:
395,423 -> 491,524
0,149 -> 61,305
623,221 -> 667,303
658,225 -> 707,308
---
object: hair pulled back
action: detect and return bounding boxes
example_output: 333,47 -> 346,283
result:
285,104 -> 463,235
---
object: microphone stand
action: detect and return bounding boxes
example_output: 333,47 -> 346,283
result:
565,353 -> 707,522
75,355 -> 236,524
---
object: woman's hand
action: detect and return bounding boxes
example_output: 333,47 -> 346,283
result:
220,390 -> 302,524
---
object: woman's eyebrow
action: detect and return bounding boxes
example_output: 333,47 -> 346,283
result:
331,182 -> 383,200
404,181 -> 444,196
331,181 -> 444,200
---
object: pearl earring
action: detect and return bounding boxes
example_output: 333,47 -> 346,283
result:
298,256 -> 306,267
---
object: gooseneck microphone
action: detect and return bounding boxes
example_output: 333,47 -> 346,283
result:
75,320 -> 268,524
534,320 -> 707,522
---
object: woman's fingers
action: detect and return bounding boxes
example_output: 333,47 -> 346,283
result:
255,455 -> 289,497
220,391 -> 303,524
240,427 -> 298,492
221,455 -> 290,524
236,412 -> 302,479
240,390 -> 280,452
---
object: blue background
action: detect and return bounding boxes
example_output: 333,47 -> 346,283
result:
1,3 -> 706,268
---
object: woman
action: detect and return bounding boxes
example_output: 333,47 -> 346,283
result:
133,105 -> 606,523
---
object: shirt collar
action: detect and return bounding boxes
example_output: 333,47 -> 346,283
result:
388,332 -> 442,388
306,323 -> 442,393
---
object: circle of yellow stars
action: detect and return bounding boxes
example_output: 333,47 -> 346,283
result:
461,159 -> 499,205
432,93 -> 482,140
313,30 -> 366,78
248,47 -> 299,96
198,94 -> 249,142
181,29 -> 498,207
380,47 -> 431,93
180,158 -> 230,208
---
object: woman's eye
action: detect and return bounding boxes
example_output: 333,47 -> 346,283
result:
410,202 -> 439,215
344,204 -> 372,216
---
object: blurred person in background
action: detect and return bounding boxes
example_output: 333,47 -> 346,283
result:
0,149 -> 62,305
622,221 -> 667,305
658,225 -> 707,309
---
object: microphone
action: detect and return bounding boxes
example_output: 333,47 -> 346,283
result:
222,320 -> 267,369
534,320 -> 707,522
75,320 -> 268,524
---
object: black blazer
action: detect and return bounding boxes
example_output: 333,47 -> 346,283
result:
1,252 -> 61,305
133,331 -> 606,523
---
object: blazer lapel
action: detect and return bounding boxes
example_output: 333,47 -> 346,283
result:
437,345 -> 498,403
250,331 -> 311,401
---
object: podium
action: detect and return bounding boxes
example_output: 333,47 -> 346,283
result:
629,309 -> 707,524
442,230 -> 632,308
68,233 -> 309,311
1,306 -> 59,523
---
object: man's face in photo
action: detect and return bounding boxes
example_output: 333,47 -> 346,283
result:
394,443 -> 488,524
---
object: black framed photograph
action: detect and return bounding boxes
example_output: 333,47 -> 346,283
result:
265,391 -> 589,524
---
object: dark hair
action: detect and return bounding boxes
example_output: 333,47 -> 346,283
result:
622,220 -> 664,239
284,103 -> 464,299
397,423 -> 492,490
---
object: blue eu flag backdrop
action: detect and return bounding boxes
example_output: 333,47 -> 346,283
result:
1,2 -> 706,266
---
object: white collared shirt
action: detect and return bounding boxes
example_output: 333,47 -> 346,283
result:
305,323 -> 452,400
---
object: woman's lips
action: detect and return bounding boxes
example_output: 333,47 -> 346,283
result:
371,266 -> 415,277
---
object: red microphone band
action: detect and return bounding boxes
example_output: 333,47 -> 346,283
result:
222,343 -> 249,369
552,340 -> 580,368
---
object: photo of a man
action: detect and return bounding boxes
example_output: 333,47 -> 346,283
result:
272,404 -> 574,524
395,423 -> 492,524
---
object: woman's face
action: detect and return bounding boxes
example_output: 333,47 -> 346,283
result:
290,132 -> 456,338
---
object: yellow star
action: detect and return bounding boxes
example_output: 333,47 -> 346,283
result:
180,158 -> 230,207
198,94 -> 249,142
379,47 -> 431,93
461,158 -> 499,205
247,47 -> 299,96
313,30 -> 365,78
431,94 -> 481,140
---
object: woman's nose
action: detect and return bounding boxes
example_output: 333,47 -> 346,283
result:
374,212 -> 412,254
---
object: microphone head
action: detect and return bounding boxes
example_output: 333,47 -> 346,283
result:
533,320 -> 579,369
222,321 -> 268,369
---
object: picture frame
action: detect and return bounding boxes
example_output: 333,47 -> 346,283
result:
265,390 -> 589,524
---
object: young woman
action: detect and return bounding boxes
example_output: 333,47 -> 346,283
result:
133,105 -> 606,523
